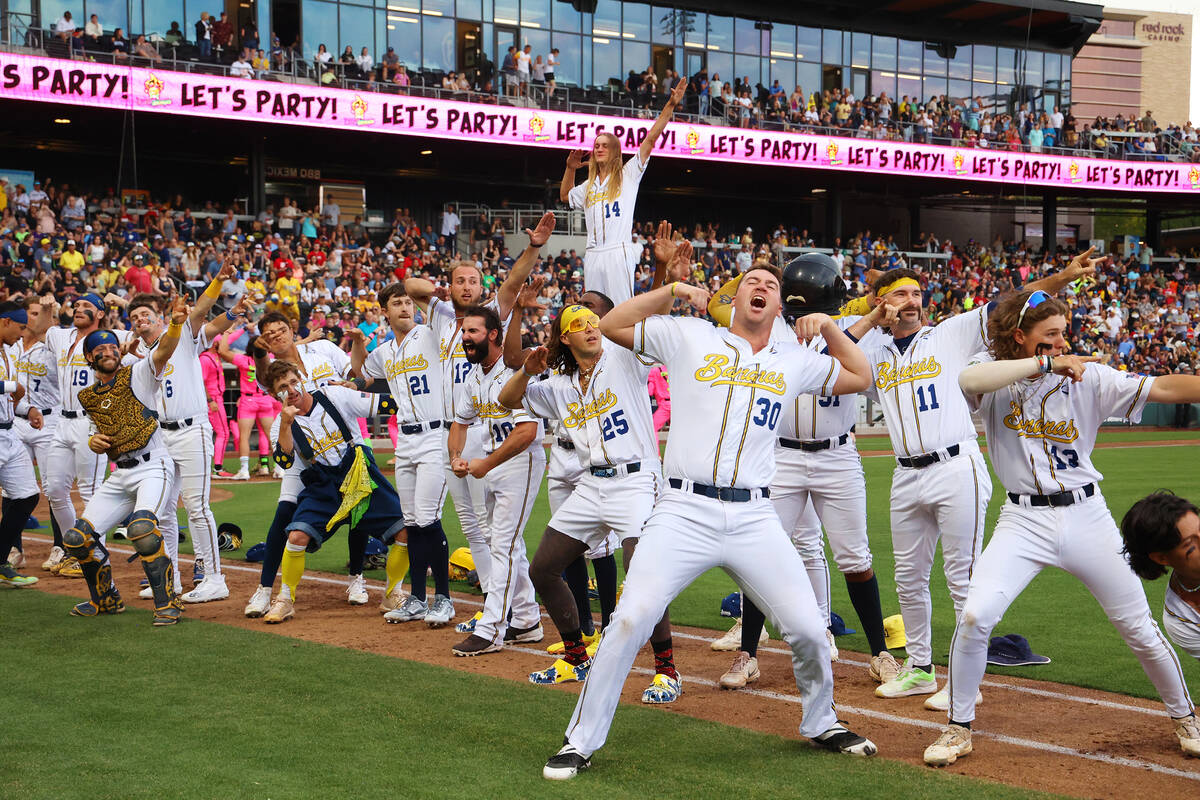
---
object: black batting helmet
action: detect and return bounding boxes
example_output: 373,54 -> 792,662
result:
781,253 -> 846,318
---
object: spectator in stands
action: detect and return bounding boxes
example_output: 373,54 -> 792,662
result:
340,45 -> 356,76
532,54 -> 546,87
212,11 -> 234,53
196,13 -> 212,59
357,47 -> 374,79
517,43 -> 532,95
231,51 -> 252,79
83,13 -> 102,46
242,19 -> 258,55
381,46 -> 399,81
164,21 -> 184,47
134,35 -> 161,63
546,48 -> 559,99
392,64 -> 410,91
54,10 -> 74,42
315,43 -> 333,79
501,45 -> 518,97
111,27 -> 129,61
251,49 -> 269,77
321,197 -> 340,231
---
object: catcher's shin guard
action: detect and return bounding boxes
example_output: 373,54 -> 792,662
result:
64,520 -> 124,617
129,511 -> 183,626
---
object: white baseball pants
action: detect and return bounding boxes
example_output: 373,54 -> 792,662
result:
445,424 -> 490,590
46,415 -> 108,539
159,423 -> 221,591
395,428 -> 448,527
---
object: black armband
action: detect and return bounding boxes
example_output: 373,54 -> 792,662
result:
378,395 -> 399,416
273,445 -> 295,470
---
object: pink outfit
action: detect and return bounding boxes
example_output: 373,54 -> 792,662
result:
200,350 -> 230,467
232,353 -> 273,456
648,366 -> 671,432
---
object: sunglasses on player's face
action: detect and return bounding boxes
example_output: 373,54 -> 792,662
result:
563,314 -> 600,334
1017,290 -> 1050,327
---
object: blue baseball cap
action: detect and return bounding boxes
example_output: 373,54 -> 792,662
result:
83,329 -> 119,354
720,591 -> 740,618
986,634 -> 1050,667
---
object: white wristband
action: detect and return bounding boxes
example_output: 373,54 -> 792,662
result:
2,381 -> 16,394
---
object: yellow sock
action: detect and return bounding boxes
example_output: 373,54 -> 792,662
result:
386,543 -> 409,596
281,546 -> 306,598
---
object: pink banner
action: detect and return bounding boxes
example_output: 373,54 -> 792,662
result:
1,52 -> 1197,194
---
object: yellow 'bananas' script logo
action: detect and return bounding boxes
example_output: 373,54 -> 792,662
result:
1002,402 -> 1079,444
693,354 -> 786,395
875,357 -> 941,391
563,388 -> 618,428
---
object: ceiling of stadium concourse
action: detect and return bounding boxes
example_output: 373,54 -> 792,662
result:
672,0 -> 1103,53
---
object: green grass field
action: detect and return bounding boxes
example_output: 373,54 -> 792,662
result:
7,437 -> 1197,798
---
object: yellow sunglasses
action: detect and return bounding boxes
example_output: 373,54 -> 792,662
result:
563,314 -> 600,333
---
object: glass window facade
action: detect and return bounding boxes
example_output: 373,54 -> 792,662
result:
35,1 -> 1070,112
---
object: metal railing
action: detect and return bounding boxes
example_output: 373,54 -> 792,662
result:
449,203 -> 587,255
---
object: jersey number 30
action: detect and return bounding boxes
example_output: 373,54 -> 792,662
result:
752,398 -> 781,430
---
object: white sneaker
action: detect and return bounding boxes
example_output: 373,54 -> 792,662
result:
6,549 -> 25,569
379,587 -> 408,614
272,465 -> 285,478
244,585 -> 272,617
182,574 -> 230,603
346,574 -> 369,605
876,665 -> 937,698
41,545 -> 65,572
924,687 -> 983,712
711,619 -> 769,651
869,651 -> 901,684
719,651 -> 760,689
827,629 -> 840,662
231,467 -> 251,481
1174,714 -> 1200,756
924,724 -> 972,766
139,586 -> 153,599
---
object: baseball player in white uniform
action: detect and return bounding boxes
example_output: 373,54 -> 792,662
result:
8,296 -> 62,570
559,80 -> 685,305
243,312 -> 360,616
1120,491 -> 1200,662
0,302 -> 47,589
404,213 -> 554,633
44,294 -> 131,560
62,301 -> 188,625
923,288 -> 1200,766
351,282 -> 455,627
447,305 -> 546,656
543,265 -> 878,781
122,275 -> 248,604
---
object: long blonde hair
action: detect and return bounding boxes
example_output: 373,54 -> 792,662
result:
585,132 -> 624,203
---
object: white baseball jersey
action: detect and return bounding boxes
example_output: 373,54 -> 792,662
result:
1164,583 -> 1200,660
454,358 -> 543,456
128,326 -> 211,422
270,386 -> 385,469
521,340 -> 658,468
568,153 -> 649,249
11,337 -> 59,411
294,339 -> 351,390
969,354 -> 1153,495
427,295 -> 501,420
88,356 -> 171,459
631,316 -> 841,488
361,325 -> 442,425
0,344 -> 21,425
862,306 -> 991,458
47,326 -> 132,414
770,315 -> 884,440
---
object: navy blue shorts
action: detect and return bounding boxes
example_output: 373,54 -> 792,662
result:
288,454 -> 405,550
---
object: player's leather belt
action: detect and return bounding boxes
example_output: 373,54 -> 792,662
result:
39,408 -> 53,415
896,443 -> 960,469
591,461 -> 641,478
116,452 -> 153,470
1008,482 -> 1095,508
0,421 -> 11,430
668,478 -> 769,503
161,417 -> 195,431
61,410 -> 87,419
779,432 -> 850,452
556,438 -> 575,450
400,420 -> 442,435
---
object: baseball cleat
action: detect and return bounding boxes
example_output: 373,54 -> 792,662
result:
379,587 -> 408,614
346,574 -> 369,605
263,594 -> 295,624
384,595 -> 428,623
711,619 -> 768,651
924,724 -> 972,766
452,634 -> 503,656
641,673 -> 682,704
455,610 -> 483,633
256,465 -> 271,477
425,594 -> 455,627
0,563 -> 38,589
543,743 -> 591,780
41,545 -> 66,572
70,598 -> 125,616
505,623 -> 545,644
1175,714 -> 1200,757
876,666 -> 937,698
812,723 -> 878,757
924,687 -> 982,712
138,586 -> 154,600
827,629 -> 840,662
244,585 -> 272,618
547,629 -> 600,655
869,651 -> 901,684
529,658 -> 591,685
182,575 -> 230,603
231,467 -> 251,481
719,651 -> 760,689
6,549 -> 25,569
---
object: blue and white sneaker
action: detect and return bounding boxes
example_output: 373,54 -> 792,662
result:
529,658 -> 590,685
641,673 -> 682,704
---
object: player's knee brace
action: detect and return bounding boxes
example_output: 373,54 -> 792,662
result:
63,518 -> 97,550
127,511 -> 162,555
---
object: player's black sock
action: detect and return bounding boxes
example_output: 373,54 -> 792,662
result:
741,596 -> 767,658
426,520 -> 451,596
950,720 -> 971,729
651,638 -> 678,680
347,529 -> 367,575
563,556 -> 595,636
916,663 -> 934,675
50,511 -> 63,549
259,500 -> 297,587
591,554 -> 617,630
406,528 -> 428,602
0,495 -> 37,562
845,575 -> 888,655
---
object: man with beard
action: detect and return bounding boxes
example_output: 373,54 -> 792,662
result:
63,299 -> 188,624
404,213 -> 554,634
44,294 -> 131,576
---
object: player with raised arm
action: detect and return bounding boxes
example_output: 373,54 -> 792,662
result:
349,282 -> 454,625
404,213 -> 554,634
922,288 -> 1200,766
542,263 -> 878,781
62,298 -> 189,625
560,79 -> 685,305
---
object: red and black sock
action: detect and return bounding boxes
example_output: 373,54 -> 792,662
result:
652,638 -> 677,680
561,627 -> 588,666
